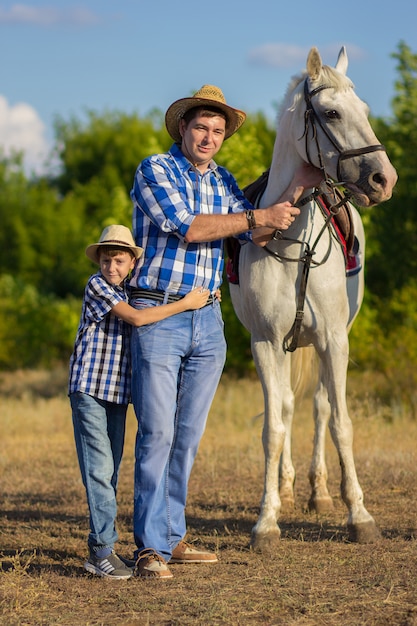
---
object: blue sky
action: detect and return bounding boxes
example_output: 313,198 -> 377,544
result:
0,0 -> 415,174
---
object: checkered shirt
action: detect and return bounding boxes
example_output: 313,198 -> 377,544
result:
129,143 -> 253,294
68,272 -> 131,404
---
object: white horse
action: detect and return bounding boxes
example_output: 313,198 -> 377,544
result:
229,46 -> 397,548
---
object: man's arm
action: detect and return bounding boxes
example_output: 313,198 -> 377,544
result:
184,201 -> 298,243
185,164 -> 323,244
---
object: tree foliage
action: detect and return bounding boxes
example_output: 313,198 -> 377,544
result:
344,42 -> 417,413
366,41 -> 417,299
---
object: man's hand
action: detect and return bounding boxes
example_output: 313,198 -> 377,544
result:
259,201 -> 300,230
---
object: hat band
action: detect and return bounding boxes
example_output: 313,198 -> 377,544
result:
100,239 -> 133,246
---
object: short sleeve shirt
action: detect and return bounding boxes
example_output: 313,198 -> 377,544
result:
68,272 -> 131,404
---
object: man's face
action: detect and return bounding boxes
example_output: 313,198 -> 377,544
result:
179,111 -> 226,171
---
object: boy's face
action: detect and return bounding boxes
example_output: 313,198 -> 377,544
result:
98,250 -> 136,286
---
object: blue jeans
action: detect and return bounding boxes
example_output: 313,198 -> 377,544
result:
130,300 -> 226,560
70,392 -> 127,554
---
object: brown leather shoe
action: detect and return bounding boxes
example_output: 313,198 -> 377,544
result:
135,548 -> 173,579
169,540 -> 218,564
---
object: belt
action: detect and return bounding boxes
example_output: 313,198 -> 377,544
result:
130,288 -> 215,307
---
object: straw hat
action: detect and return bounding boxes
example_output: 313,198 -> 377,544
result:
85,225 -> 143,264
165,84 -> 246,143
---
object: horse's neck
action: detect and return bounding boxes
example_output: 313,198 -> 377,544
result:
259,139 -> 305,208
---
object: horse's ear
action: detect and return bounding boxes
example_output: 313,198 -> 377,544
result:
306,47 -> 322,81
335,46 -> 348,75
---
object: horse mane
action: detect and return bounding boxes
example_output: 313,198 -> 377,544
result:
277,65 -> 355,124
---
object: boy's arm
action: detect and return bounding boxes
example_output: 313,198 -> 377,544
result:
111,288 -> 210,326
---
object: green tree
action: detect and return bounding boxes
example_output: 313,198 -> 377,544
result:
54,109 -> 169,195
347,42 -> 417,414
53,110 -> 167,228
218,112 -> 275,188
366,41 -> 417,299
0,275 -> 80,368
0,156 -> 89,297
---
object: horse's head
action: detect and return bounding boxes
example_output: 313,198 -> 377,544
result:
295,47 -> 397,207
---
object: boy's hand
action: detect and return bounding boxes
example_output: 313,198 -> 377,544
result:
183,288 -> 210,309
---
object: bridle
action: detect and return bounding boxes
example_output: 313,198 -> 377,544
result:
265,78 -> 386,353
302,79 -> 386,182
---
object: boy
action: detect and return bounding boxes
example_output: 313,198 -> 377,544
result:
69,224 -> 209,579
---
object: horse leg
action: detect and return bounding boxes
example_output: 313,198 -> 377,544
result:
251,339 -> 286,551
308,371 -> 334,513
279,359 -> 296,511
321,338 -> 380,543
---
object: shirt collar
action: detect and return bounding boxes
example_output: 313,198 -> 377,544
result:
97,271 -> 126,292
169,143 -> 218,177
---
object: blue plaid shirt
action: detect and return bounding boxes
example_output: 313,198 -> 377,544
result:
69,273 -> 131,404
129,143 -> 253,295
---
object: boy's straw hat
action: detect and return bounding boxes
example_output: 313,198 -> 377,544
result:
85,225 -> 143,264
165,84 -> 246,143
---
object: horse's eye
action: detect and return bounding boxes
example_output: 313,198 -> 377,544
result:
325,110 -> 340,120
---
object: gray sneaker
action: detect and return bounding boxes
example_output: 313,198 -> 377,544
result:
118,554 -> 136,568
84,551 -> 133,579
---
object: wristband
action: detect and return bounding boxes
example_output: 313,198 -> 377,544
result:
245,209 -> 257,230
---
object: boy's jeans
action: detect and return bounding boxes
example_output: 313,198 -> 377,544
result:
70,392 -> 127,554
130,301 -> 226,560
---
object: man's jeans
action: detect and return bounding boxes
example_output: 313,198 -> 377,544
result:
130,301 -> 226,560
70,392 -> 127,554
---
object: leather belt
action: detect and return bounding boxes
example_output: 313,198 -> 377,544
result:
130,288 -> 215,307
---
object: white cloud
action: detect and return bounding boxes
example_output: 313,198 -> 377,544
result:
248,44 -> 308,68
0,4 -> 99,26
248,43 -> 366,69
0,95 -> 51,176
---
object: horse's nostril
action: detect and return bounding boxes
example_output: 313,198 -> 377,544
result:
370,172 -> 386,188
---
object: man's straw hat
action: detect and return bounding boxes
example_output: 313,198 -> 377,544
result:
165,84 -> 246,143
85,225 -> 143,264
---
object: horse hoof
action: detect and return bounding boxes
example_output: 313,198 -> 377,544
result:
250,529 -> 281,553
308,495 -> 334,514
347,520 -> 382,543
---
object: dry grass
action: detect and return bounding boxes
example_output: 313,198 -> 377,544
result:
1,369 -> 417,625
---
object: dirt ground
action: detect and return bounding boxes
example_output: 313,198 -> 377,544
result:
1,370 -> 417,625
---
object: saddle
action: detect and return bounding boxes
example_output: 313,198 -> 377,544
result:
225,169 -> 357,285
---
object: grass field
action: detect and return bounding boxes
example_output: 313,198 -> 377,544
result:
1,369 -> 417,625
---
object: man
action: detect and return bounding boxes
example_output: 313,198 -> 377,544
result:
129,85 -> 322,579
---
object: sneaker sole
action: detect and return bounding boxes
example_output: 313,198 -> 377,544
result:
169,557 -> 218,564
84,562 -> 133,580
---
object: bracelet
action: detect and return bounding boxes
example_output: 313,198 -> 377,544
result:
245,209 -> 257,230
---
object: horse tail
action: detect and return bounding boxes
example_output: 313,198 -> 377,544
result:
291,346 -> 318,401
